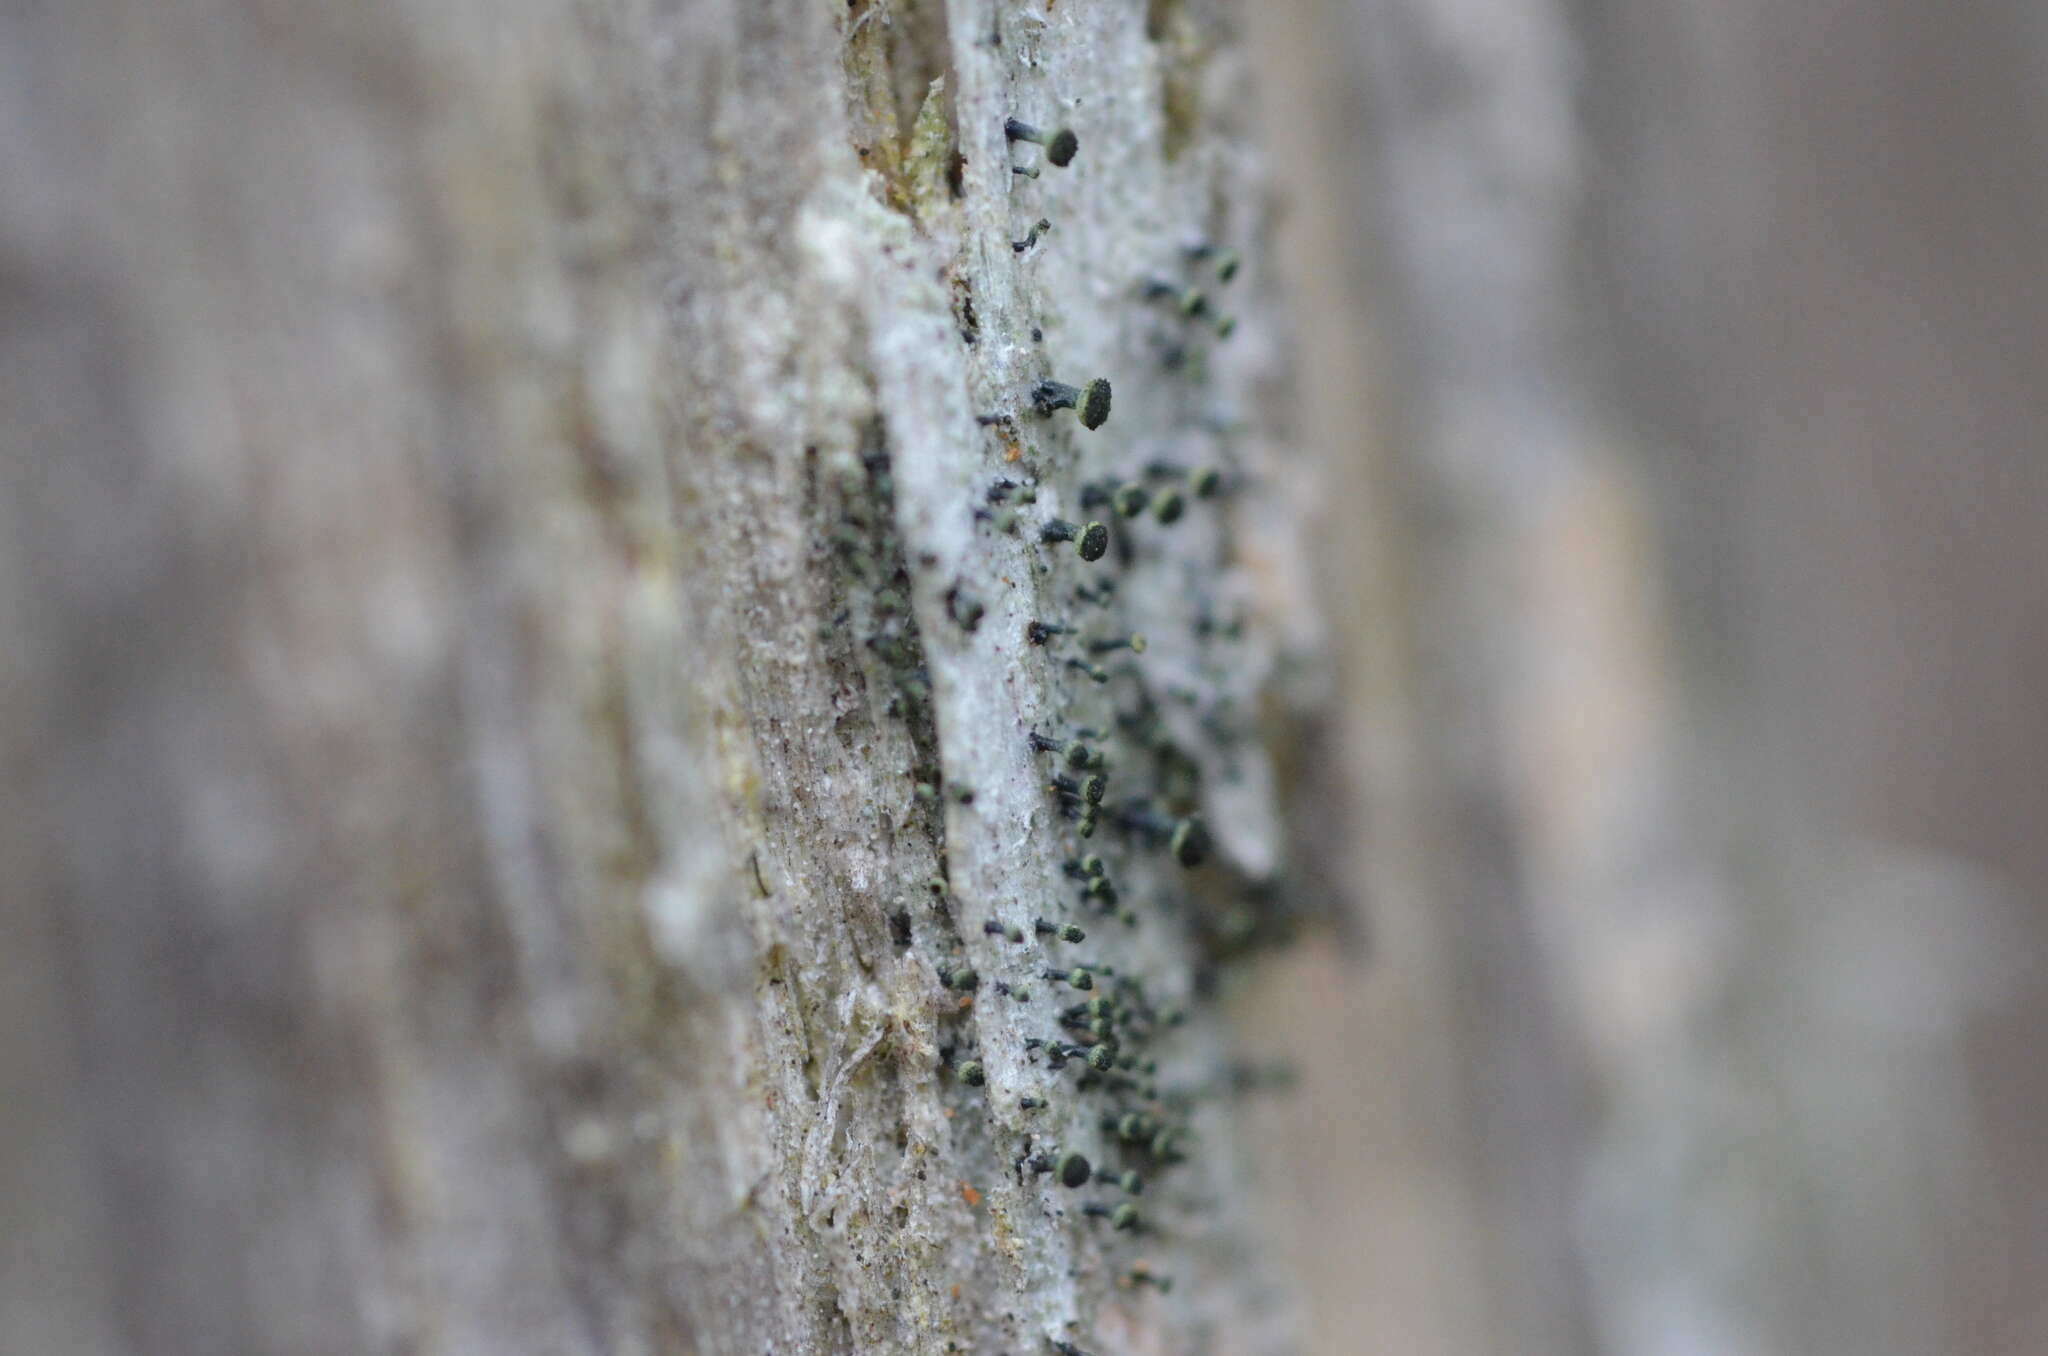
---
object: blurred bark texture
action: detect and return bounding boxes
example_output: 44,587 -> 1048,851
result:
0,3 -> 1324,1354
1239,3 -> 2048,1355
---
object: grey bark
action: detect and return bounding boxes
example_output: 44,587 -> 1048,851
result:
1,3 -> 1318,1354
1243,3 -> 2048,1355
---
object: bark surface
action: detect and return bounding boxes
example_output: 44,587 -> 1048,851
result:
1,3 -> 1320,1354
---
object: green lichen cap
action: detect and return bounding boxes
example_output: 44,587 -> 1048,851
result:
1078,378 -> 1112,430
1169,816 -> 1209,868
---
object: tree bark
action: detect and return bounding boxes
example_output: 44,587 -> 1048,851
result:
0,2 -> 1320,1354
1243,4 -> 2048,1355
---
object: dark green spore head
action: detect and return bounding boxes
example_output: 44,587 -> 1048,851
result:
957,1060 -> 986,1087
1189,466 -> 1223,498
1169,816 -> 1209,868
1077,521 -> 1109,561
1057,1151 -> 1092,1188
1086,1043 -> 1116,1072
1153,488 -> 1185,524
945,966 -> 980,992
1078,379 -> 1112,430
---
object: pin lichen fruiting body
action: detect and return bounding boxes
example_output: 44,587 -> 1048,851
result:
1038,517 -> 1110,561
1026,620 -> 1071,646
1050,771 -> 1109,805
1004,118 -> 1080,168
1013,217 -> 1054,253
1185,241 -> 1241,283
1143,460 -> 1224,498
1081,479 -> 1153,519
1029,732 -> 1098,768
1143,278 -> 1210,318
1032,379 -> 1112,431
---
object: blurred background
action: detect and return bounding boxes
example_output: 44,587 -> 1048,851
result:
1238,2 -> 2048,1353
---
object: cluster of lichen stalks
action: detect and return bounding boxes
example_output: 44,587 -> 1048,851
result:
935,113 -> 1257,1356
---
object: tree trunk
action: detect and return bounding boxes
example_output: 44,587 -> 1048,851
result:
0,3 -> 1320,1353
1243,4 -> 2048,1355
